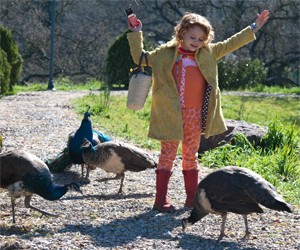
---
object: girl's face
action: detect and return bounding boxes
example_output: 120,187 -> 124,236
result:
181,25 -> 206,51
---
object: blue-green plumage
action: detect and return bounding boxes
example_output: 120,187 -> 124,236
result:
92,129 -> 111,144
69,111 -> 94,164
0,149 -> 82,223
69,111 -> 111,164
66,110 -> 111,179
46,110 -> 111,175
22,170 -> 70,201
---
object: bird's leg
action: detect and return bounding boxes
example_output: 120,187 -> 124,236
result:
96,173 -> 124,193
80,164 -> 91,184
85,165 -> 91,179
96,173 -> 123,183
117,173 -> 125,194
24,196 -> 59,218
241,214 -> 251,241
81,164 -> 85,179
11,197 -> 16,224
217,213 -> 227,242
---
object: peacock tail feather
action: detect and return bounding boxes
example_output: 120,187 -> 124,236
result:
45,147 -> 72,173
93,130 -> 111,143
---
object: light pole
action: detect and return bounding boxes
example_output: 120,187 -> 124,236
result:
48,0 -> 56,90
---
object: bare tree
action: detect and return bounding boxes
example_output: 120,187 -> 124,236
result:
1,0 -> 128,84
0,0 -> 299,85
151,0 -> 299,84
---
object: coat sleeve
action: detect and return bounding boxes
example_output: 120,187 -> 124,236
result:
212,26 -> 256,61
127,31 -> 153,67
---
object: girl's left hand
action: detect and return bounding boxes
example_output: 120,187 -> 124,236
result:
128,19 -> 142,32
256,9 -> 270,29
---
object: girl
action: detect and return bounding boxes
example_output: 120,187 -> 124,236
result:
127,10 -> 270,212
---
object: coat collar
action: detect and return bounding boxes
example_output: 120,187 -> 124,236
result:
165,39 -> 178,48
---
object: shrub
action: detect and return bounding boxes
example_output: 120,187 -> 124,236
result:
105,30 -> 132,89
0,49 -> 11,94
218,59 -> 267,90
0,25 -> 23,92
105,30 -> 152,89
200,121 -> 300,203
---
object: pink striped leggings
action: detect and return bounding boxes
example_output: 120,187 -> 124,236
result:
158,106 -> 202,171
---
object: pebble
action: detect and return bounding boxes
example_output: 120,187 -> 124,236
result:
0,90 -> 299,249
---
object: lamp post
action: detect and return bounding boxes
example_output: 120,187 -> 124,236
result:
48,0 -> 56,90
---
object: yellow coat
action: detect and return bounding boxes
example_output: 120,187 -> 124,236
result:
127,26 -> 256,141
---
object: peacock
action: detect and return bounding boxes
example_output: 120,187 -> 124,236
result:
0,149 -> 83,223
81,139 -> 157,194
46,106 -> 111,179
182,166 -> 292,241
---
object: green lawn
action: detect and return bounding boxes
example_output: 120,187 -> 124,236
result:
4,82 -> 300,205
222,95 -> 300,129
73,91 -> 299,205
74,92 -> 300,150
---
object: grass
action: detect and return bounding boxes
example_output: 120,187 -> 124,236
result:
70,86 -> 300,205
222,95 -> 300,128
246,85 -> 300,95
75,92 -> 300,149
3,79 -> 300,95
2,81 -> 300,205
72,92 -> 160,150
3,78 -> 102,95
200,128 -> 300,204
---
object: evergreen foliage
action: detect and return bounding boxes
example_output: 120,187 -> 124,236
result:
0,49 -> 11,94
0,25 -> 23,93
105,30 -> 151,89
105,30 -> 134,89
218,59 -> 267,90
200,122 -> 300,203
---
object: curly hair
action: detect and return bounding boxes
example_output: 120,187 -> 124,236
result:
173,13 -> 214,46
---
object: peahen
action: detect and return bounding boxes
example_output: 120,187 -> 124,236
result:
81,139 -> 157,194
182,166 -> 292,241
0,149 -> 82,223
46,107 -> 111,178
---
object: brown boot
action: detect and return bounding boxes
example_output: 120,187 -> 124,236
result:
183,169 -> 199,207
153,169 -> 176,212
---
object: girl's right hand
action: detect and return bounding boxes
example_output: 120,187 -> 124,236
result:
255,9 -> 270,29
128,19 -> 142,32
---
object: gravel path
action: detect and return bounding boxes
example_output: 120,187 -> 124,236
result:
0,90 -> 299,250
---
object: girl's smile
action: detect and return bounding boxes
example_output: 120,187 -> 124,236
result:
181,26 -> 207,51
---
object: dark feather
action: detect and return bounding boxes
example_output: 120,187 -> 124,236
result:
81,140 -> 157,172
81,139 -> 157,193
45,110 -> 111,175
199,166 -> 292,214
45,147 -> 72,173
182,166 -> 292,241
0,149 -> 82,223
